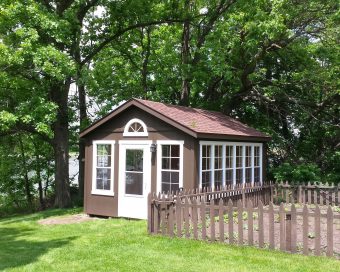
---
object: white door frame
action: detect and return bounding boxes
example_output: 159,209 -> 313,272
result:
118,140 -> 152,219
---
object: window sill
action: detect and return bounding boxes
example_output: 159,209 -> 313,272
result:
91,190 -> 115,197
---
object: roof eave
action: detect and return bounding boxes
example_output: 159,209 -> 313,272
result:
197,132 -> 271,142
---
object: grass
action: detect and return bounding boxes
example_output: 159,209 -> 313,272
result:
0,209 -> 339,272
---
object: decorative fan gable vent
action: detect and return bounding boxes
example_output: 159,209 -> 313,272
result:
123,118 -> 148,137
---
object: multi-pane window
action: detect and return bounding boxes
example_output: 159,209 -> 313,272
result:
245,146 -> 252,183
92,141 -> 114,195
235,145 -> 243,184
201,145 -> 211,188
254,146 -> 261,183
225,145 -> 233,185
160,145 -> 180,193
200,142 -> 263,188
214,145 -> 223,188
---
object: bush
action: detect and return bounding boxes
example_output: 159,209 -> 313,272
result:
272,163 -> 321,184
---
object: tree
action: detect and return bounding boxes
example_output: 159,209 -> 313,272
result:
0,0 -> 185,207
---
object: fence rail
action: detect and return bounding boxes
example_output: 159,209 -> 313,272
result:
148,183 -> 340,258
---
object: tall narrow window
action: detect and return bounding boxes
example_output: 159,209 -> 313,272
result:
254,146 -> 261,183
201,145 -> 211,188
92,141 -> 114,195
225,145 -> 233,186
235,145 -> 243,184
214,145 -> 223,188
160,144 -> 181,193
245,146 -> 252,183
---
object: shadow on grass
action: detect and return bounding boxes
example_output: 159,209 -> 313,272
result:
0,207 -> 83,225
0,225 -> 76,270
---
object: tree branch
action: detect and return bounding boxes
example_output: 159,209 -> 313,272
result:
0,123 -> 53,144
80,19 -> 184,66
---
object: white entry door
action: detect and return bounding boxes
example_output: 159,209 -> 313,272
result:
118,141 -> 151,219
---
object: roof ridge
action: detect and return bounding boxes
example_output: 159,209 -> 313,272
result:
134,98 -> 228,115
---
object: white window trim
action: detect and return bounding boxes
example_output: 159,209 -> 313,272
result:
156,140 -> 184,193
199,141 -> 263,188
92,140 -> 115,196
123,118 -> 148,137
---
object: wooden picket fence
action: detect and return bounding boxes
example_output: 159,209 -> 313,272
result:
148,185 -> 340,258
275,182 -> 340,206
171,182 -> 273,207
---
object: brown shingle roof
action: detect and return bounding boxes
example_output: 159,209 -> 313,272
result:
80,98 -> 270,141
135,99 -> 269,139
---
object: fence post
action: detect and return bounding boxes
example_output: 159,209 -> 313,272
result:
201,200 -> 206,240
237,200 -> 243,245
291,204 -> 297,253
161,194 -> 166,235
176,197 -> 182,237
315,205 -> 321,256
147,193 -> 152,234
219,199 -> 224,243
327,206 -> 333,257
285,211 -> 291,252
270,184 -> 274,204
258,200 -> 264,248
184,197 -> 190,238
247,200 -> 253,246
279,203 -> 286,251
298,185 -> 302,203
210,198 -> 215,241
307,182 -> 312,205
302,205 -> 309,255
269,202 -> 275,249
192,198 -> 198,239
228,199 -> 233,245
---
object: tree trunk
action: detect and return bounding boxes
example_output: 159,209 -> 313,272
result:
78,80 -> 87,203
51,81 -> 71,208
179,1 -> 191,106
18,136 -> 32,210
35,153 -> 45,210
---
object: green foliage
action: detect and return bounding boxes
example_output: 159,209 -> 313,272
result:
272,163 -> 322,184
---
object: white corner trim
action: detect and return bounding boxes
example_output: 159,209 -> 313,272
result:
156,140 -> 184,193
92,140 -> 115,196
123,118 -> 148,137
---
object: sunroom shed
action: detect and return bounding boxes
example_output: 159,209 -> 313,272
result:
80,98 -> 271,219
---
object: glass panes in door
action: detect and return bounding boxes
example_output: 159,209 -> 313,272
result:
125,149 -> 144,195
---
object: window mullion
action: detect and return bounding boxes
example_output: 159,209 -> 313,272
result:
222,144 -> 226,188
260,145 -> 263,185
199,144 -> 202,189
251,145 -> 254,186
232,144 -> 236,187
210,144 -> 214,189
242,144 -> 245,185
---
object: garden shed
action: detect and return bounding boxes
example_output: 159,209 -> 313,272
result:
80,98 -> 271,219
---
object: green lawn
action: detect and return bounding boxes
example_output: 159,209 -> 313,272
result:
0,209 -> 339,272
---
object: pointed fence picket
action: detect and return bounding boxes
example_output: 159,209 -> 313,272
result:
149,187 -> 339,258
